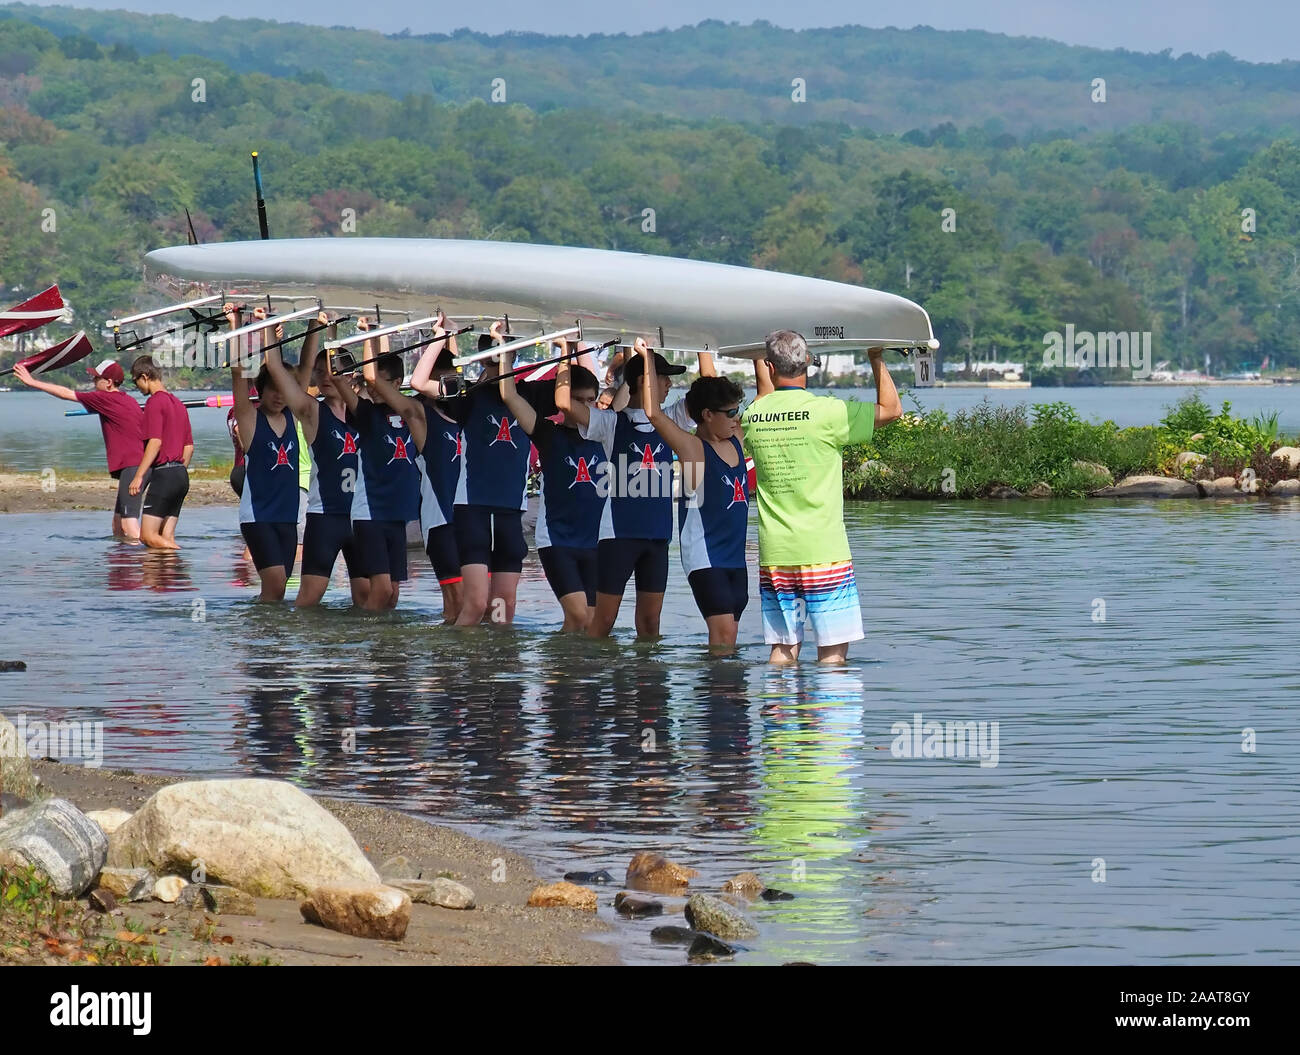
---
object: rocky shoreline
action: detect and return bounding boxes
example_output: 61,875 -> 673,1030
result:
0,747 -> 616,967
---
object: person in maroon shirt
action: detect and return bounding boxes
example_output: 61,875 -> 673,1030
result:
128,356 -> 194,550
13,357 -> 147,541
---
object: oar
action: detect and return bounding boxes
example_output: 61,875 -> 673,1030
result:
1,330 -> 95,377
329,325 -> 476,375
67,394 -> 258,417
251,151 -> 270,240
453,338 -> 618,398
0,285 -> 65,339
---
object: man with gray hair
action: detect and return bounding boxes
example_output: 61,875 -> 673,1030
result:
741,330 -> 902,664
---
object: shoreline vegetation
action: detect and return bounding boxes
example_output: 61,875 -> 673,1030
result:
3,396 -> 1299,513
844,394 -> 1300,500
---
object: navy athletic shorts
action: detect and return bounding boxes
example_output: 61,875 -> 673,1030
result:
688,567 -> 749,620
112,465 -> 146,519
241,521 -> 297,576
453,504 -> 527,574
141,463 -> 189,520
425,524 -> 462,584
352,518 -> 409,582
596,537 -> 669,597
302,512 -> 363,579
539,545 -> 597,606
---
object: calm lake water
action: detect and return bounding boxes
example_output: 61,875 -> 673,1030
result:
1,384 -> 1297,473
0,498 -> 1296,965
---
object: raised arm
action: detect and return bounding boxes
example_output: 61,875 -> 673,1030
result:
227,303 -> 259,447
754,356 -> 775,398
364,324 -> 427,450
869,347 -> 902,427
640,337 -> 704,468
498,344 -> 538,435
553,337 -> 589,430
326,350 -> 359,417
696,351 -> 717,378
410,311 -> 454,397
294,310 -> 331,391
12,363 -> 78,402
265,337 -> 319,442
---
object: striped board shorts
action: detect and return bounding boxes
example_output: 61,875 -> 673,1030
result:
759,561 -> 864,647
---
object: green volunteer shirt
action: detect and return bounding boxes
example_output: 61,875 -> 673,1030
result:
740,387 -> 874,566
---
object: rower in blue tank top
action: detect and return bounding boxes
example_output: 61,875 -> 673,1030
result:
561,336 -> 718,641
500,350 -> 607,633
229,305 -> 304,603
442,322 -> 560,628
332,319 -> 424,611
309,399 -> 360,517
649,368 -> 750,654
406,317 -> 467,623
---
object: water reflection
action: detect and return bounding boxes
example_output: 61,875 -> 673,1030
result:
103,549 -> 195,592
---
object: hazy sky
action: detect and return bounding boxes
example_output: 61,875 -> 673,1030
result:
33,1 -> 1300,63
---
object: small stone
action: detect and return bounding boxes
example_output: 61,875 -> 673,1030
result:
986,485 -> 1023,499
761,887 -> 795,901
1269,478 -> 1300,496
378,855 -> 416,881
614,892 -> 664,918
0,661 -> 25,672
88,887 -> 117,913
563,869 -> 615,884
626,851 -> 698,891
1072,460 -> 1114,486
722,871 -> 765,897
396,876 -> 478,909
179,883 -> 257,915
527,881 -> 597,912
153,875 -> 188,903
650,925 -> 700,946
85,809 -> 132,836
1198,476 -> 1240,497
684,892 -> 759,940
96,867 -> 155,902
1026,482 -> 1053,498
688,933 -> 737,961
300,884 -> 411,941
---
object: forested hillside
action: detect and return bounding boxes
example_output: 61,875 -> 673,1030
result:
1,13 -> 1298,380
7,5 -> 1300,136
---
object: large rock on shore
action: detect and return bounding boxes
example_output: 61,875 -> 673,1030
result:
0,798 -> 107,897
107,779 -> 379,898
0,713 -> 41,803
1090,475 -> 1199,498
300,883 -> 411,941
684,893 -> 759,940
1270,446 -> 1300,471
1269,478 -> 1300,496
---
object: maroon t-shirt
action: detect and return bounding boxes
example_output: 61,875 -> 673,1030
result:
74,389 -> 145,474
143,390 -> 194,465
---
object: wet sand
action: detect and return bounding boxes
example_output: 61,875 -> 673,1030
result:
0,472 -> 236,515
20,762 -> 615,967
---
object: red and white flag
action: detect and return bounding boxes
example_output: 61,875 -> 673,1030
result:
15,331 -> 94,375
0,285 -> 65,338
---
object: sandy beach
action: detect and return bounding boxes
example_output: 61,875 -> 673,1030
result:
7,762 -> 615,967
0,472 -> 237,516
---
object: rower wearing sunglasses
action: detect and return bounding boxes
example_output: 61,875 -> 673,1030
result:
642,352 -> 750,653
